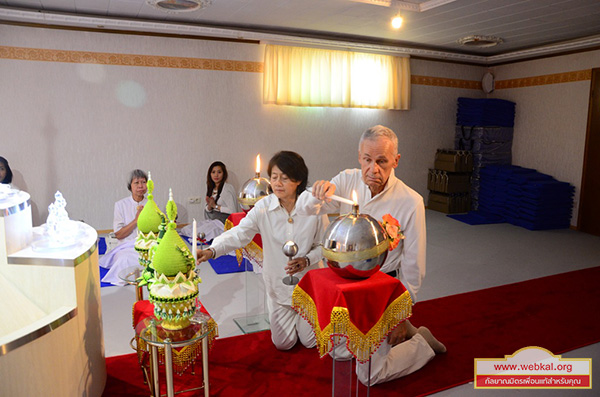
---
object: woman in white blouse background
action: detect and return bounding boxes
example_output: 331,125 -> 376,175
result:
204,161 -> 238,224
197,152 -> 328,351
100,169 -> 147,285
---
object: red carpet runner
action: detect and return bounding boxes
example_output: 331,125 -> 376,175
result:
103,266 -> 600,396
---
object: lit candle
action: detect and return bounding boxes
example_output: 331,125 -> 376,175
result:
351,190 -> 359,215
192,218 -> 197,260
255,154 -> 261,178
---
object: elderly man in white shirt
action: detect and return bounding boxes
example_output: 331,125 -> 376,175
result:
100,169 -> 147,285
197,151 -> 328,350
296,125 -> 446,385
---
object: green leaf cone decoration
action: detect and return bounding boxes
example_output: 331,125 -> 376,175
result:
137,172 -> 164,234
151,189 -> 194,277
166,194 -> 177,231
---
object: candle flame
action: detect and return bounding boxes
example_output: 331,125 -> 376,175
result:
352,190 -> 358,205
255,154 -> 261,174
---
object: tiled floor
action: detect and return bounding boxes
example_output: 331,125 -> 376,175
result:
100,209 -> 600,395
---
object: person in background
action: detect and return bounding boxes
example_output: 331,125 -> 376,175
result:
0,156 -> 13,185
204,161 -> 238,224
100,169 -> 148,285
297,125 -> 446,385
197,151 -> 328,350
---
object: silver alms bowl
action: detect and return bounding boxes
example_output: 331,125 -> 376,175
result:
237,174 -> 272,211
322,209 -> 389,279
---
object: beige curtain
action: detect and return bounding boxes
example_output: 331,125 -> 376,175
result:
263,45 -> 410,110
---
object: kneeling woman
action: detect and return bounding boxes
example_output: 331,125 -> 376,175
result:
197,151 -> 327,350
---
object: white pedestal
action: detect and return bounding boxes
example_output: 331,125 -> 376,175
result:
0,191 -> 106,397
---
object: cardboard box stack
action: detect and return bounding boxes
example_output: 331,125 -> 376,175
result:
427,149 -> 472,214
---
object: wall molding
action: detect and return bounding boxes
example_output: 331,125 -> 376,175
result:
411,75 -> 481,90
0,45 -> 592,91
0,45 -> 263,73
496,69 -> 592,89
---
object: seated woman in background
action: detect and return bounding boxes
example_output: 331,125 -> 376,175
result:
197,151 -> 328,351
179,161 -> 238,245
0,156 -> 13,185
100,169 -> 148,286
204,161 -> 238,224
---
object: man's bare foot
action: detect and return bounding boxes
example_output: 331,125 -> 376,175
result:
417,326 -> 447,353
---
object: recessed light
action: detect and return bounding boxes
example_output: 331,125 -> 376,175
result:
147,0 -> 211,13
457,35 -> 503,48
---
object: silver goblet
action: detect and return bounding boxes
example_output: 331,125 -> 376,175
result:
282,240 -> 300,285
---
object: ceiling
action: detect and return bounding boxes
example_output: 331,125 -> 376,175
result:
1,0 -> 600,64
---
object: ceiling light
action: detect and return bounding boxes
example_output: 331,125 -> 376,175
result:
391,14 -> 403,29
147,0 -> 211,13
458,35 -> 503,48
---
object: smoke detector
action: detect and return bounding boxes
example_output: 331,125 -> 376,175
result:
147,0 -> 211,13
457,35 -> 503,48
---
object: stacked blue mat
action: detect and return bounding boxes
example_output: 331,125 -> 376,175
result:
502,168 -> 574,230
456,97 -> 516,127
451,165 -> 574,230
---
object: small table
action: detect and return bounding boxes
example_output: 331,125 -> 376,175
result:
225,212 -> 270,334
118,265 -> 145,301
136,316 -> 214,397
292,268 -> 413,394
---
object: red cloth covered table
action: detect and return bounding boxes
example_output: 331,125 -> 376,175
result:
133,299 -> 218,375
292,268 -> 412,363
224,212 -> 263,268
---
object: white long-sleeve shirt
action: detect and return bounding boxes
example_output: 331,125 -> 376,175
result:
209,193 -> 328,306
296,169 -> 426,302
205,182 -> 238,215
113,196 -> 147,242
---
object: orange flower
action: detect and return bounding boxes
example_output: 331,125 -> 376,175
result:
381,214 -> 404,251
389,237 -> 400,251
382,213 -> 399,227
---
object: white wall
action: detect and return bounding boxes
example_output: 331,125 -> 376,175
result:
1,24 -> 485,229
491,50 -> 599,223
2,24 -> 593,228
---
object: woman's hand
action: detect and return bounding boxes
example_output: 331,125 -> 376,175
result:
285,257 -> 309,275
206,196 -> 217,211
196,249 -> 214,265
135,204 -> 144,219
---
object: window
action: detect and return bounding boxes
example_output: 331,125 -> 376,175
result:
263,45 -> 410,110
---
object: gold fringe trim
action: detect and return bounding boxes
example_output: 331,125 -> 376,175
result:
225,218 -> 264,268
133,308 -> 219,375
292,286 -> 412,363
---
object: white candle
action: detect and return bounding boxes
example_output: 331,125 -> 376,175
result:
306,187 -> 355,206
192,218 -> 197,259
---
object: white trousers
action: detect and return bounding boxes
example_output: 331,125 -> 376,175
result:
99,240 -> 138,286
331,333 -> 435,385
267,295 -> 316,350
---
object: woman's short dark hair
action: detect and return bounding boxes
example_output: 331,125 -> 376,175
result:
267,151 -> 308,196
0,156 -> 13,184
127,169 -> 147,191
206,161 -> 228,202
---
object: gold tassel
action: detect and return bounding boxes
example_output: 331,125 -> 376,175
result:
292,287 -> 413,363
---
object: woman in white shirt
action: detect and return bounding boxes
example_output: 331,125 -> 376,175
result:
197,152 -> 327,350
100,169 -> 147,285
204,161 -> 238,223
